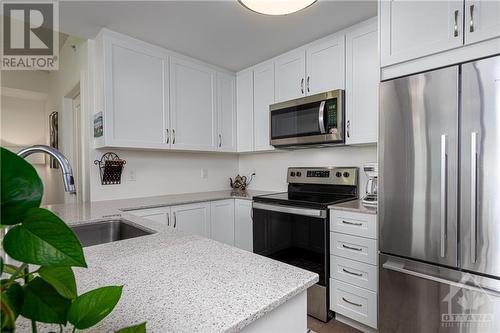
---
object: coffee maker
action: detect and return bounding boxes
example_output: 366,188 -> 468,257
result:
362,162 -> 378,207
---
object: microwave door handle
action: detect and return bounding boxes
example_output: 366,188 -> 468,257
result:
318,101 -> 326,134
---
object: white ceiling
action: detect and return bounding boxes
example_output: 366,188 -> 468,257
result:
60,1 -> 377,72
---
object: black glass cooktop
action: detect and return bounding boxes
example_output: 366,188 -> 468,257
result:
253,191 -> 356,209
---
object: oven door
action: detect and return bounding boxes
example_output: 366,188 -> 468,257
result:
270,90 -> 344,147
252,202 -> 332,321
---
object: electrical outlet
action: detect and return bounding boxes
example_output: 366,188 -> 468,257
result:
201,168 -> 208,179
128,169 -> 136,181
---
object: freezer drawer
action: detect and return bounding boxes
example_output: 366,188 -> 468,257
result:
380,254 -> 500,333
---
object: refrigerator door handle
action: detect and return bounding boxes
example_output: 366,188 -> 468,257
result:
471,131 -> 478,263
382,260 -> 500,298
440,134 -> 447,257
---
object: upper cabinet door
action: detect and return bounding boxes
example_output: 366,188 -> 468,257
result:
170,56 -> 216,151
253,62 -> 275,151
345,19 -> 378,145
236,70 -> 254,152
104,36 -> 168,148
274,49 -> 306,102
216,72 -> 236,152
306,35 -> 345,95
380,0 -> 464,67
465,0 -> 500,45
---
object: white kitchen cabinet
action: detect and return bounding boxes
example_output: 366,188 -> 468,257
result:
210,200 -> 235,245
170,56 -> 216,151
253,62 -> 275,151
306,34 -> 345,95
126,206 -> 171,231
380,0 -> 464,67
216,72 -> 236,152
236,70 -> 254,152
234,199 -> 253,252
345,19 -> 378,145
274,49 -> 306,102
465,0 -> 500,45
171,202 -> 210,237
96,33 -> 169,149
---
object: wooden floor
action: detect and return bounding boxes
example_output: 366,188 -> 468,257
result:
307,316 -> 362,333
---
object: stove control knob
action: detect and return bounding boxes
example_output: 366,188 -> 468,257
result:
296,172 -> 302,177
343,172 -> 350,178
336,172 -> 342,178
290,172 -> 296,177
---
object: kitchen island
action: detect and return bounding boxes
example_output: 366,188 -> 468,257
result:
18,191 -> 318,333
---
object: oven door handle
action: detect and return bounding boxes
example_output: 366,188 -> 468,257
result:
252,202 -> 327,218
318,100 -> 326,134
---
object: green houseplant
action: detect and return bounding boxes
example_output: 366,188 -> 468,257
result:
0,148 -> 145,333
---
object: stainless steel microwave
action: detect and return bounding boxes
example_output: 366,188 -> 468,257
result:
269,90 -> 344,147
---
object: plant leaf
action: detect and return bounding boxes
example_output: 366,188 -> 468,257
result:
116,322 -> 147,333
21,277 -> 71,324
0,257 -> 3,275
39,266 -> 77,299
68,286 -> 123,330
4,282 -> 23,317
3,208 -> 87,267
3,264 -> 19,275
0,147 -> 43,225
1,282 -> 23,331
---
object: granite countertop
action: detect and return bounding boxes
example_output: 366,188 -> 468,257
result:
19,190 -> 318,333
45,190 -> 274,224
328,198 -> 378,215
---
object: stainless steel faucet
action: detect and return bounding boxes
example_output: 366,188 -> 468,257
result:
17,145 -> 76,194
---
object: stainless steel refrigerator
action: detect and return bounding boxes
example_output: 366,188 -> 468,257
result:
379,55 -> 500,332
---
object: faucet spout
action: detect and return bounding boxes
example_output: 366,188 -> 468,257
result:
17,145 -> 76,194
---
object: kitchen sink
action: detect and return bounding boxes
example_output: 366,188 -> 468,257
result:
70,219 -> 155,247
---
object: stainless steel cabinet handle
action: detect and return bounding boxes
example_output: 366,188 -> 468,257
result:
471,132 -> 478,263
306,76 -> 310,92
440,134 -> 447,258
469,4 -> 475,33
166,129 -> 169,144
218,134 -> 222,148
342,244 -> 362,252
342,297 -> 362,307
300,78 -> 304,94
342,220 -> 363,226
383,260 -> 500,298
167,213 -> 170,226
172,129 -> 176,144
318,101 -> 326,134
454,10 -> 459,37
342,268 -> 363,277
346,120 -> 351,138
173,212 -> 177,228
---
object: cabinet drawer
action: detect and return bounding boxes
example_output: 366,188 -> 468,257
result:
331,255 -> 377,292
330,232 -> 377,265
330,210 -> 377,239
330,279 -> 377,329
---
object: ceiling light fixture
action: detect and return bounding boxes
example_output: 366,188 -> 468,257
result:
239,0 -> 317,16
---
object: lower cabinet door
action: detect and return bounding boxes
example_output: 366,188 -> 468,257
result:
171,202 -> 210,237
330,279 -> 377,329
234,199 -> 253,252
210,199 -> 235,245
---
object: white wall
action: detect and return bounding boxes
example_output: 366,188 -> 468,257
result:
90,150 -> 238,201
238,146 -> 377,192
